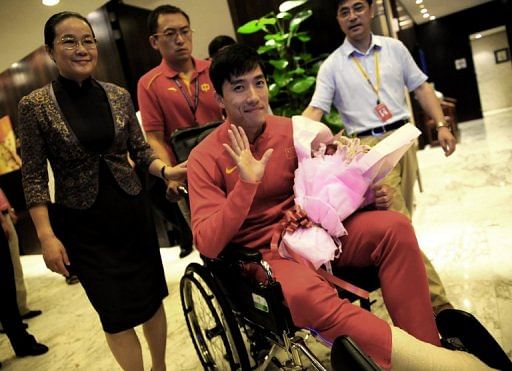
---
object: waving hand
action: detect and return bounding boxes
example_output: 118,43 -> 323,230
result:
223,125 -> 273,183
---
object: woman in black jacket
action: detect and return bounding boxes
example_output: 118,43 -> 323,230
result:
18,12 -> 185,371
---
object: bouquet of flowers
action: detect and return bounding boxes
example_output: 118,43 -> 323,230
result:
279,116 -> 421,269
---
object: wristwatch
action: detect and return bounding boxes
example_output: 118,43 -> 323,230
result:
435,120 -> 451,131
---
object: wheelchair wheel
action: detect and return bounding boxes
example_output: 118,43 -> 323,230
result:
180,263 -> 251,370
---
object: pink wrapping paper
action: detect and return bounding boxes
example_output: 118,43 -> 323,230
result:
280,116 -> 421,269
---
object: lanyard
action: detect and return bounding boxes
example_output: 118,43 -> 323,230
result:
173,76 -> 200,124
352,50 -> 381,104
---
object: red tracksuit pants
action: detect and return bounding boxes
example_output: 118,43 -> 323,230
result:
260,210 -> 441,369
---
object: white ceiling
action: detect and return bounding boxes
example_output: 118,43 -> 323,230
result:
0,0 -> 108,73
0,0 -> 498,73
400,0 -> 494,25
0,0 -> 235,73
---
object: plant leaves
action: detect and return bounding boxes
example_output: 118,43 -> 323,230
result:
276,11 -> 292,20
264,33 -> 288,41
269,83 -> 280,98
237,20 -> 264,34
279,0 -> 308,13
292,67 -> 305,75
257,44 -> 277,54
237,17 -> 277,34
296,33 -> 311,42
269,59 -> 289,70
290,10 -> 313,33
289,76 -> 316,94
273,71 -> 293,87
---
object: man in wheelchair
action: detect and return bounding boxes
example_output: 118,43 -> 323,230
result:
186,44 -> 510,370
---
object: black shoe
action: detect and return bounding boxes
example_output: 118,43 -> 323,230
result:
65,275 -> 79,285
21,310 -> 42,320
331,336 -> 381,371
179,245 -> 193,258
13,335 -> 49,357
436,309 -> 512,370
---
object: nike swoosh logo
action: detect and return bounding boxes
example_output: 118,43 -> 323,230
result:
225,165 -> 237,174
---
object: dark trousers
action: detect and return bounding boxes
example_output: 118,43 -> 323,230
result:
0,228 -> 30,349
148,175 -> 192,249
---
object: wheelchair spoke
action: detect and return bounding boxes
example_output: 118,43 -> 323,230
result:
193,284 -> 235,370
180,264 -> 252,370
188,275 -> 235,369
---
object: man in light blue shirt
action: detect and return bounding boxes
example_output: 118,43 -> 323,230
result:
304,0 -> 456,216
309,35 -> 427,136
303,0 -> 457,314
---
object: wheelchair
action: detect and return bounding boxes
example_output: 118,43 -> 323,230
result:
179,245 -> 381,370
172,126 -> 512,371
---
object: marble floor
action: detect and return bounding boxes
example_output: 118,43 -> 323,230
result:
1,109 -> 511,370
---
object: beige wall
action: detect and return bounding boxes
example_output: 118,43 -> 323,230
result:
124,0 -> 236,59
0,0 -> 234,73
470,28 -> 512,113
0,0 -> 108,73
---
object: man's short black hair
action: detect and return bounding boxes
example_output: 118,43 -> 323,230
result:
147,4 -> 190,36
209,44 -> 266,97
208,35 -> 236,59
337,0 -> 373,7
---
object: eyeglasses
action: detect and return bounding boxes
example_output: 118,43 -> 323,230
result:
337,2 -> 369,19
57,36 -> 97,50
152,27 -> 193,41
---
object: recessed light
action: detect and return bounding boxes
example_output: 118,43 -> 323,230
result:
42,0 -> 60,6
429,15 -> 436,20
423,13 -> 430,18
419,4 -> 425,8
420,8 -> 428,13
416,0 -> 423,4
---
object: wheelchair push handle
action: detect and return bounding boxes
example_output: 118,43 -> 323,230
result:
177,185 -> 188,196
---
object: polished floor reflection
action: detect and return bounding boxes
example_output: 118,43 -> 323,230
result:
1,110 -> 511,370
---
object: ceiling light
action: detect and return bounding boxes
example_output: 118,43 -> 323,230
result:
416,0 -> 423,4
475,34 -> 482,39
42,0 -> 60,6
423,13 -> 430,18
419,4 -> 425,8
429,15 -> 436,20
420,8 -> 428,13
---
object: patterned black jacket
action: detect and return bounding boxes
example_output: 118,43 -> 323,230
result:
18,81 -> 156,209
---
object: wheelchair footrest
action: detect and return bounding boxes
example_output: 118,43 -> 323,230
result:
436,309 -> 512,370
331,336 -> 381,371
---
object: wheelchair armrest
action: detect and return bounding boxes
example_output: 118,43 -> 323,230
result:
219,245 -> 275,283
222,244 -> 262,263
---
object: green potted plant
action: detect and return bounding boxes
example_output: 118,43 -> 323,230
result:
237,0 -> 342,130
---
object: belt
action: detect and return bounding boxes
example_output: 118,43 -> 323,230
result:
356,118 -> 409,137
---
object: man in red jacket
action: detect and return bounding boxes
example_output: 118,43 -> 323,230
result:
186,44 -> 498,370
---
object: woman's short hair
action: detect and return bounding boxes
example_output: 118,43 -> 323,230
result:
44,11 -> 94,50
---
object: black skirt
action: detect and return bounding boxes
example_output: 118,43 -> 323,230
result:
51,162 -> 168,333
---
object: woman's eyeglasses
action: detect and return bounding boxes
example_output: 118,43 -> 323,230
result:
57,36 -> 97,50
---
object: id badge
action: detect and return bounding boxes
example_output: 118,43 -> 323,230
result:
374,103 -> 393,122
